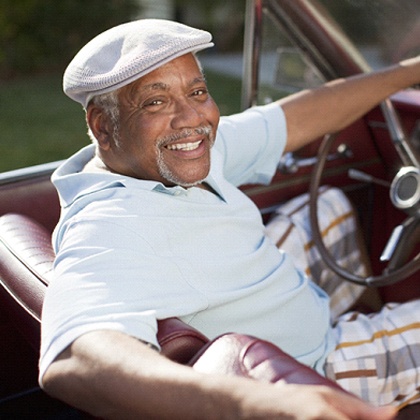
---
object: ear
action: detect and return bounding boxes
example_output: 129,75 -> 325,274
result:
86,105 -> 113,151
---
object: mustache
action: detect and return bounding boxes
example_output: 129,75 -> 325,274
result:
158,126 -> 213,146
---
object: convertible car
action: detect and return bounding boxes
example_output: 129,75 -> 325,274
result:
0,0 -> 419,418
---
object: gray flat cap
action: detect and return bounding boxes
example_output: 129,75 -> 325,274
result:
63,19 -> 214,107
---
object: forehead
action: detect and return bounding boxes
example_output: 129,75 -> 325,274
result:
121,53 -> 204,98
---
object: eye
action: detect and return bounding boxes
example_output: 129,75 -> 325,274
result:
191,88 -> 209,99
144,98 -> 164,107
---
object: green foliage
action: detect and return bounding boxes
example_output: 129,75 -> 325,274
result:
0,69 -> 241,172
0,0 -> 140,79
175,0 -> 245,51
206,69 -> 241,116
0,73 -> 87,171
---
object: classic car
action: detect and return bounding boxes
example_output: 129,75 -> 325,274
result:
0,0 -> 419,418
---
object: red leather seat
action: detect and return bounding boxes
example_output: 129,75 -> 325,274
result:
190,333 -> 342,390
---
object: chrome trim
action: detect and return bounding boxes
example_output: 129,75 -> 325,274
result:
278,143 -> 353,174
390,166 -> 420,210
242,0 -> 263,109
381,99 -> 420,168
0,160 -> 63,186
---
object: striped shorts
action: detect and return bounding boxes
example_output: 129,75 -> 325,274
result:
265,187 -> 420,408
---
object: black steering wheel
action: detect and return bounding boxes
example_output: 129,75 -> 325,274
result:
309,113 -> 420,287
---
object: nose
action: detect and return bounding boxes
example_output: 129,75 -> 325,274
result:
171,98 -> 204,130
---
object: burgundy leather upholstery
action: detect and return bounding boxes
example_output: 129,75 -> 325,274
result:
0,213 -> 54,349
0,175 -> 60,233
157,317 -> 209,364
190,333 -> 344,390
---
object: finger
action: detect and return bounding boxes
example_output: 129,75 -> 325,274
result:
326,389 -> 397,420
359,405 -> 397,420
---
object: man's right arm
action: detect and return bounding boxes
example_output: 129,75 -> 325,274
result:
280,55 -> 420,153
42,329 -> 396,420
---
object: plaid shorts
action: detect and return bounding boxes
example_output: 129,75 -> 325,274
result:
326,301 -> 420,408
265,187 -> 420,408
265,186 -> 368,320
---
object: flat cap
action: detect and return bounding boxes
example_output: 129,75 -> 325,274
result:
63,19 -> 214,107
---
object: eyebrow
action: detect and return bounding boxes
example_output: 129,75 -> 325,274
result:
189,76 -> 207,86
128,76 -> 208,102
140,82 -> 170,92
139,76 -> 207,92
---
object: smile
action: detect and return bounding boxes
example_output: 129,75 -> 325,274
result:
165,140 -> 202,151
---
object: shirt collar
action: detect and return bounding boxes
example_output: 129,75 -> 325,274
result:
52,144 -> 227,207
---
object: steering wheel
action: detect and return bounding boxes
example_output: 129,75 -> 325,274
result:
309,109 -> 420,287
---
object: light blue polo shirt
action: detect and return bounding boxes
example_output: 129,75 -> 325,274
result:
39,103 -> 333,381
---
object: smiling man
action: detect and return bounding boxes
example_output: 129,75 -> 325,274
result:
88,54 -> 219,187
39,19 -> 420,419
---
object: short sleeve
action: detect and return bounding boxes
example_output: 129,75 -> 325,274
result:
214,102 -> 287,187
40,218 -> 163,384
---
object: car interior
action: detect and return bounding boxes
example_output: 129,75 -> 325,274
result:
0,0 -> 419,418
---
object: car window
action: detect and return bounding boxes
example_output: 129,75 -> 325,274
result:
319,0 -> 420,66
257,8 -> 326,105
256,0 -> 420,105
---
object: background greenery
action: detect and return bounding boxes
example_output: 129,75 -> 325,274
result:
0,0 -> 244,172
0,0 -> 140,79
0,70 -> 242,172
0,0 -> 402,172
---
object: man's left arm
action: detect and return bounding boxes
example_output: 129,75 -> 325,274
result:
280,56 -> 420,152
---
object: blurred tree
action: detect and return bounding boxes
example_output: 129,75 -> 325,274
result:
0,0 -> 140,79
318,0 -> 420,61
318,0 -> 377,44
175,0 -> 245,52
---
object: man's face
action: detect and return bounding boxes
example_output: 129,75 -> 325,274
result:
103,53 -> 220,187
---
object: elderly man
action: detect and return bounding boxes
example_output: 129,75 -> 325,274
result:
39,19 -> 420,419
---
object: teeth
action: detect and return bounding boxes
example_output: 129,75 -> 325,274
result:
166,140 -> 201,151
